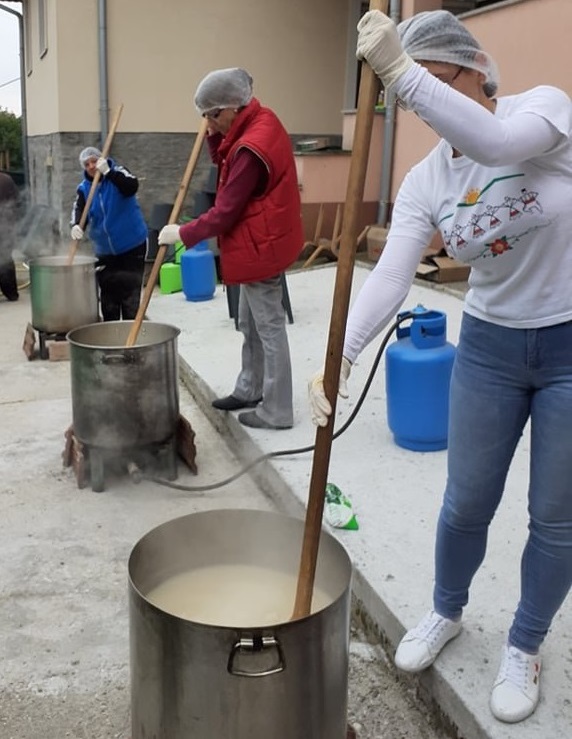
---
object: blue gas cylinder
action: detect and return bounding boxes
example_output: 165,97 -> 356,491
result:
180,241 -> 216,302
385,306 -> 456,451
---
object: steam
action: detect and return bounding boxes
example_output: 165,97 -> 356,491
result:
15,199 -> 63,261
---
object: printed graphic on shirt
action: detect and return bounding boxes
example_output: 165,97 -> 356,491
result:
437,173 -> 552,264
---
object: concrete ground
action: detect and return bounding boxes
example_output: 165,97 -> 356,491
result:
0,286 -> 448,739
146,263 -> 572,739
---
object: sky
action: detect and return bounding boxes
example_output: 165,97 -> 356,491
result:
0,4 -> 22,116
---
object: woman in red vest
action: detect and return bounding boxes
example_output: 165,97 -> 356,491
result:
160,68 -> 303,430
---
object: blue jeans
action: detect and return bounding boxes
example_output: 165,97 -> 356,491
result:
434,313 -> 572,654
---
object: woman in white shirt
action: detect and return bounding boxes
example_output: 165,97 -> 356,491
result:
309,9 -> 572,724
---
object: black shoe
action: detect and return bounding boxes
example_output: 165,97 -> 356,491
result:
238,411 -> 293,430
212,395 -> 261,411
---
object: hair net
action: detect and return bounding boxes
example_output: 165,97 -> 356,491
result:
194,68 -> 254,115
79,146 -> 102,167
398,10 -> 499,98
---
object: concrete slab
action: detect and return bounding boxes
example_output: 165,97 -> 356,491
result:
148,263 -> 572,739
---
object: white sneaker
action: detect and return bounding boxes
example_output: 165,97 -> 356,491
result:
490,645 -> 541,723
394,609 -> 462,672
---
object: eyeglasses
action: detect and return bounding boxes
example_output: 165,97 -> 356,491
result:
202,108 -> 224,120
436,66 -> 464,87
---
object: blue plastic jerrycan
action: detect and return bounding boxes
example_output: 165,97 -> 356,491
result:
180,241 -> 216,302
385,305 -> 456,451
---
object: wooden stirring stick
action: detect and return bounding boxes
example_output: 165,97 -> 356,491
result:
67,103 -> 124,266
292,0 -> 387,620
125,117 -> 208,348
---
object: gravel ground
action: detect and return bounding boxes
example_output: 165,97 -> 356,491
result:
350,624 -> 453,739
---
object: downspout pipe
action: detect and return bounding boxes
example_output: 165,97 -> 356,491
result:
377,0 -> 401,227
0,2 -> 28,189
98,0 -> 109,143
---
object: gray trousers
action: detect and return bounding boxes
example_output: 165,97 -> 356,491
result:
233,276 -> 293,427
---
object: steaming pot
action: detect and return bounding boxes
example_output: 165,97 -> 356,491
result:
129,508 -> 352,739
67,321 -> 180,450
29,255 -> 99,333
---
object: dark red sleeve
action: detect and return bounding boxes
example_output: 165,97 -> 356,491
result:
179,148 -> 268,248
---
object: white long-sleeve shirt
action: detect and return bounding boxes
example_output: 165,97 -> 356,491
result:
343,64 -> 572,363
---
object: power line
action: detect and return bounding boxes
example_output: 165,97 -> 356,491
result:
0,77 -> 20,89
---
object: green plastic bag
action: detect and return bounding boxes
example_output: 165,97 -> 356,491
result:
324,483 -> 359,530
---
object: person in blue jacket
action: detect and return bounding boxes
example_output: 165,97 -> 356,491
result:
70,147 -> 148,321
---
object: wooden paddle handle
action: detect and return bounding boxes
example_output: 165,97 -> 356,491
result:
125,118 -> 209,348
67,103 -> 124,265
292,0 -> 387,620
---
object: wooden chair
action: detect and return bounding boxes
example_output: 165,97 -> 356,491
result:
300,203 -> 325,262
303,203 -> 342,268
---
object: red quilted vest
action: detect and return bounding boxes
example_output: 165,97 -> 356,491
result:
215,99 -> 303,284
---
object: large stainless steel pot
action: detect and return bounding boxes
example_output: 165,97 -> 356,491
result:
129,509 -> 352,739
67,321 -> 180,450
29,255 -> 98,333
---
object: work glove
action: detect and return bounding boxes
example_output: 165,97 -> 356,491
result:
308,357 -> 352,428
158,224 -> 181,245
96,157 -> 110,176
71,224 -> 84,241
356,10 -> 414,90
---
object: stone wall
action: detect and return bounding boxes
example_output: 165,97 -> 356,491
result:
25,131 -> 212,250
22,130 -> 340,258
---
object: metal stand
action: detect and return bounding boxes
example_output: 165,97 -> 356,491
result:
63,415 -> 198,493
38,329 -> 67,360
23,323 -> 68,360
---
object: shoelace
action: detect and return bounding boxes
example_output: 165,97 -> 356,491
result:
498,647 -> 540,694
411,611 -> 449,644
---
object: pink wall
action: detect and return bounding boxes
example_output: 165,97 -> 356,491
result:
390,0 -> 572,206
295,113 -> 386,203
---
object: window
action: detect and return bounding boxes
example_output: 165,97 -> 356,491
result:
39,0 -> 48,58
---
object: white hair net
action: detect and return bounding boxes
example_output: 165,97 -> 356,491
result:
194,68 -> 254,115
79,146 -> 102,167
398,10 -> 499,98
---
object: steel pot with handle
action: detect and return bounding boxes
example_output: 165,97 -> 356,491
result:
66,321 -> 180,450
129,508 -> 352,739
29,255 -> 99,333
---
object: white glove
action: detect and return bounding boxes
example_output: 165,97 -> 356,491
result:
158,224 -> 181,245
356,10 -> 414,89
71,224 -> 84,241
308,357 -> 352,428
96,157 -> 110,176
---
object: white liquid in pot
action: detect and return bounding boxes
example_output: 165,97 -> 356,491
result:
146,564 -> 333,627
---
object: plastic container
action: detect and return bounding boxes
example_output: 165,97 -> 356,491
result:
385,306 -> 456,451
159,263 -> 182,294
180,241 -> 216,302
173,241 -> 185,264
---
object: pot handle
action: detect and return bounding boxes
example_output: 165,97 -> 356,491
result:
101,353 -> 139,365
227,635 -> 285,678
